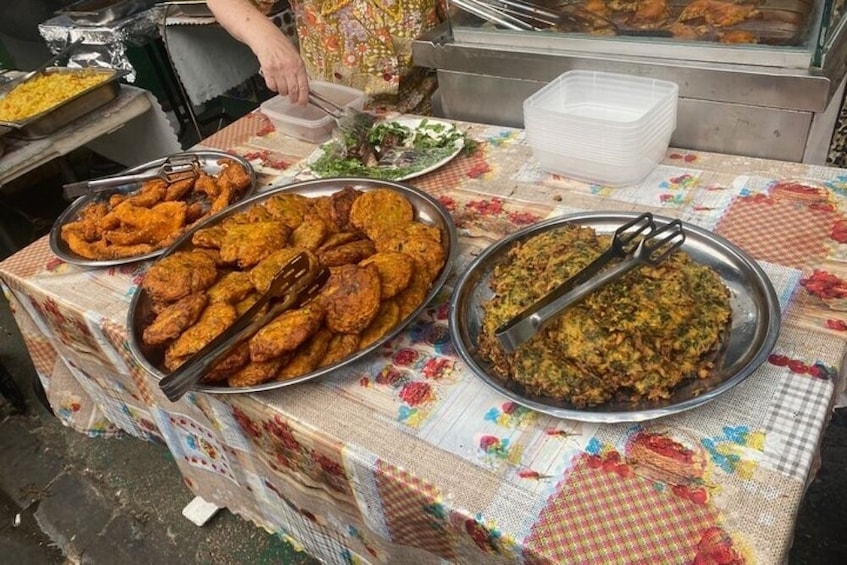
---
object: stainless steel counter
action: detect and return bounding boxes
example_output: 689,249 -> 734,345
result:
413,20 -> 847,164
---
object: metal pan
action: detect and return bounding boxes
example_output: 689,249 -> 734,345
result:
49,150 -> 258,267
0,67 -> 128,140
127,177 -> 458,394
449,211 -> 781,423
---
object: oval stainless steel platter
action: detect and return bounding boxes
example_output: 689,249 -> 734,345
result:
127,177 -> 458,394
449,211 -> 781,423
49,150 -> 257,268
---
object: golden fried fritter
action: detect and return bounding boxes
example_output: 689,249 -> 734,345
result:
228,356 -> 289,388
359,300 -> 400,348
249,248 -> 307,293
275,327 -> 333,380
321,264 -> 381,334
263,193 -> 311,230
478,224 -> 732,407
360,251 -> 413,299
123,179 -> 167,208
218,158 -> 252,192
289,215 -> 328,251
209,175 -> 237,215
394,262 -> 432,319
202,342 -> 251,383
307,195 -> 343,233
225,205 -> 273,225
318,333 -> 360,368
185,202 -> 206,224
111,200 -> 188,244
164,302 -> 238,370
375,224 -> 445,282
219,221 -> 290,268
192,225 -> 227,249
374,221 -> 442,246
349,189 -> 414,240
235,292 -> 265,317
60,158 -> 252,262
317,232 -> 361,253
207,271 -> 255,304
62,231 -> 109,260
317,239 -> 375,267
329,185 -> 361,232
164,176 -> 196,201
141,250 -> 219,303
249,304 -> 324,362
142,293 -> 208,346
193,171 -> 220,199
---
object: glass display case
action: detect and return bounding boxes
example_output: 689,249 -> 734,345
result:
412,0 -> 847,162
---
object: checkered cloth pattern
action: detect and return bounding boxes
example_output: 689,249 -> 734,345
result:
524,455 -> 713,564
374,460 -> 458,561
2,118 -> 846,564
760,373 -> 833,479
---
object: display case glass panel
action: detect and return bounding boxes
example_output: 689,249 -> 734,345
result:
446,0 -> 827,69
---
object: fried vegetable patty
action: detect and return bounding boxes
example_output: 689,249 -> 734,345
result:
478,224 -> 731,407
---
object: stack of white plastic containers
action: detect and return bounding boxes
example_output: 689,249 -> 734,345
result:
523,70 -> 679,187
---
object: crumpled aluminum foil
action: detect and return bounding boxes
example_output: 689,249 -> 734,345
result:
38,7 -> 164,83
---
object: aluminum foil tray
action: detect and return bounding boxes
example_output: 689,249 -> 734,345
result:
449,211 -> 781,423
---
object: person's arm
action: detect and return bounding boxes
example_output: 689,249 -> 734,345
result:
206,0 -> 309,104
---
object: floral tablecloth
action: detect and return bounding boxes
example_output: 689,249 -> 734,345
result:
2,111 -> 846,564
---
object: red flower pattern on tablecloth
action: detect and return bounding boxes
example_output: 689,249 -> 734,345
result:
693,526 -> 746,565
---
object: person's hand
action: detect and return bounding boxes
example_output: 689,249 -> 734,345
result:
254,32 -> 309,105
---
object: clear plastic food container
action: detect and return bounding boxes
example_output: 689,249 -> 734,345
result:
260,80 -> 366,143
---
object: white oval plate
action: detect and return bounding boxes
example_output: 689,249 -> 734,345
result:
306,117 -> 465,182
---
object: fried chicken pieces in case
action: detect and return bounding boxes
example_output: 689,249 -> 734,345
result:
59,157 -> 252,261
138,186 -> 448,389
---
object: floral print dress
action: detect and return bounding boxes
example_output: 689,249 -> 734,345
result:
289,0 -> 442,110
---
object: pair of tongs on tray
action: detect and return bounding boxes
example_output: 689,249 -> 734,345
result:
62,154 -> 201,200
159,251 -> 330,402
495,213 -> 685,353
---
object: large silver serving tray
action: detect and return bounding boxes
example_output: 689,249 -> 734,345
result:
127,177 -> 458,394
449,211 -> 781,423
0,67 -> 128,139
49,150 -> 257,268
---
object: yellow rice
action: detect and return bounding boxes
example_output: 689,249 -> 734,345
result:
0,70 -> 108,122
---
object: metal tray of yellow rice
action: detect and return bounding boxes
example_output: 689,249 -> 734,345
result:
0,67 -> 127,139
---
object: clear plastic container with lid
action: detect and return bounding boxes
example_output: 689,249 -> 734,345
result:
260,80 -> 366,143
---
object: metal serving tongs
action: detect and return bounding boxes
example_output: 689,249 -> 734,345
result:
2,38 -> 85,93
495,213 -> 686,353
307,89 -> 377,137
158,252 -> 330,402
62,154 -> 201,200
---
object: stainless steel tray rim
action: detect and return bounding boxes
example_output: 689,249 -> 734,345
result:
0,67 -> 128,131
127,176 -> 458,395
49,150 -> 258,268
449,211 -> 781,423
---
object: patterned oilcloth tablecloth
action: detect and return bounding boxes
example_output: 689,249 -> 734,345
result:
2,112 -> 847,565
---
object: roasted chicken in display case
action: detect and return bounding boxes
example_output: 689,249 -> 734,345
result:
451,0 -> 814,45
